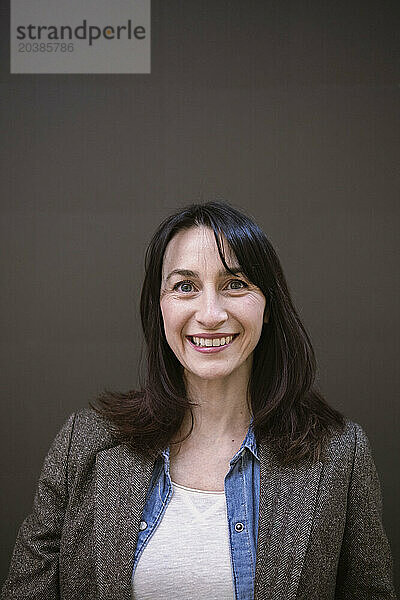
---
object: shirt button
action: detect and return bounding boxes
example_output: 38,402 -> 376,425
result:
235,522 -> 244,532
139,520 -> 148,531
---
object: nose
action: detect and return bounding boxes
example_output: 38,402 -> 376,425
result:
194,288 -> 228,330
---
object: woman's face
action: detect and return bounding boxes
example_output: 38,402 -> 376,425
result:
160,226 -> 267,383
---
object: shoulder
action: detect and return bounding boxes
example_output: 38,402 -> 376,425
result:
321,418 -> 378,480
68,407 -> 117,453
49,408 -> 117,472
324,418 -> 372,457
44,408 -> 120,493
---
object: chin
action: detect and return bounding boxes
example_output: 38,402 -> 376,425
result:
185,365 -> 238,382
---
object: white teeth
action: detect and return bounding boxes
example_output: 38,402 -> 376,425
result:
190,335 -> 236,347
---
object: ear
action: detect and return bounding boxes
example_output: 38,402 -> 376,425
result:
263,307 -> 270,324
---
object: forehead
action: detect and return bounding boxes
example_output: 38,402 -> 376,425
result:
162,226 -> 237,275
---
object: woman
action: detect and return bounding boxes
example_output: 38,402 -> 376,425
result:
2,201 -> 396,600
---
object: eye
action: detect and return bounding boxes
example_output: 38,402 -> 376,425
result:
173,280 -> 195,293
227,279 -> 248,290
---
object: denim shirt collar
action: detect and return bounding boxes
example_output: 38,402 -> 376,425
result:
241,421 -> 259,460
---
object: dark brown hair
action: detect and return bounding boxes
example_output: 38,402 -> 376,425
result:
92,201 -> 344,465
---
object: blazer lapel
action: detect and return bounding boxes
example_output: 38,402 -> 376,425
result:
254,442 -> 323,600
94,444 -> 155,600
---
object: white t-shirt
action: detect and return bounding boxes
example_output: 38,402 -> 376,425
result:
132,481 -> 235,600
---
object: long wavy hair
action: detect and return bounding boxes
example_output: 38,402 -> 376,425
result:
92,201 -> 344,465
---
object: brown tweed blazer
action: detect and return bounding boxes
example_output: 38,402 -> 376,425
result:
1,408 -> 397,600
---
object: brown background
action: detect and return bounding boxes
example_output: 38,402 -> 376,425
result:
1,0 -> 399,590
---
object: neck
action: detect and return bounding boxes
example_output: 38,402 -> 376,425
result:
180,368 -> 252,442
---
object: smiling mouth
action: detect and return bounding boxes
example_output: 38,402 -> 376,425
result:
186,334 -> 239,348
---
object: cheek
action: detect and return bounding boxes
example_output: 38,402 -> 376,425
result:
238,297 -> 266,332
160,300 -> 185,337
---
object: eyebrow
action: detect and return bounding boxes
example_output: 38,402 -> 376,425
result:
165,267 -> 243,282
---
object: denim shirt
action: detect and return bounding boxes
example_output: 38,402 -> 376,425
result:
132,425 -> 260,600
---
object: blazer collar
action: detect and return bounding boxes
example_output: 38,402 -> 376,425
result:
94,440 -> 323,600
